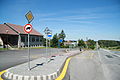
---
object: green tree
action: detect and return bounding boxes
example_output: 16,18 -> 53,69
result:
58,30 -> 66,39
58,30 -> 66,48
87,39 -> 96,49
98,40 -> 120,48
51,34 -> 58,47
78,39 -> 86,48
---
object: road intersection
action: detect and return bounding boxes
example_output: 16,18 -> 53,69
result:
0,49 -> 120,80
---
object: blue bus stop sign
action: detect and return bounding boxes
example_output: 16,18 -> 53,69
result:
48,34 -> 52,38
59,39 -> 63,43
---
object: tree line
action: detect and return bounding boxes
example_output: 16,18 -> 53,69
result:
43,30 -> 97,49
42,30 -> 120,50
98,40 -> 120,48
78,39 -> 96,49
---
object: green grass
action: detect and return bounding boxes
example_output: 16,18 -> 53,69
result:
105,46 -> 120,51
0,48 -> 9,51
30,47 -> 52,49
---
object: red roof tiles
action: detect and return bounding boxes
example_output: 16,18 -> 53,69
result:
0,23 -> 43,36
0,24 -> 18,35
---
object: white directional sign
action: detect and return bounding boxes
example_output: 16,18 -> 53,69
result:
24,24 -> 32,33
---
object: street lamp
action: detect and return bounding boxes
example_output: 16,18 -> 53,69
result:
6,30 -> 9,49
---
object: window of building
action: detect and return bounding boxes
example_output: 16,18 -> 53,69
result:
21,36 -> 25,42
32,36 -> 35,42
26,37 -> 28,42
39,37 -> 43,42
30,36 -> 32,42
36,37 -> 39,42
40,39 -> 42,42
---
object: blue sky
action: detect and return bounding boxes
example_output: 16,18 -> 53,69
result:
0,0 -> 120,41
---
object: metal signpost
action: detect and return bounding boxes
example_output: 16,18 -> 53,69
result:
48,32 -> 52,56
44,27 -> 52,57
25,11 -> 34,70
44,27 -> 49,55
48,32 -> 52,47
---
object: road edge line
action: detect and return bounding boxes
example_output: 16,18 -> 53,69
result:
55,57 -> 72,80
0,70 -> 7,80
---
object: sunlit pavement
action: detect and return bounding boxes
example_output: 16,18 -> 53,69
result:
0,48 -> 66,71
1,50 -> 80,80
64,49 -> 120,80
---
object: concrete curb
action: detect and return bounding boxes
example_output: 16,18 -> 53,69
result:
3,50 -> 81,80
4,69 -> 60,80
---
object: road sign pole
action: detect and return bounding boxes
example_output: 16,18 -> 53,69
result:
25,11 -> 34,71
49,39 -> 51,56
46,34 -> 47,55
48,33 -> 52,56
58,40 -> 60,53
28,33 -> 30,70
49,39 -> 50,47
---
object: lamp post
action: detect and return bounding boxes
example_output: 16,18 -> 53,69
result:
6,30 -> 9,49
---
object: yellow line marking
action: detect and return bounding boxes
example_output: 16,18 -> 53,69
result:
55,57 -> 72,80
0,70 -> 6,80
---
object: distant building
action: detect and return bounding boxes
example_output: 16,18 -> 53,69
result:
0,23 -> 43,48
64,40 -> 77,47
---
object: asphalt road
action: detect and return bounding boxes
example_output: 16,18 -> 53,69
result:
0,48 -> 66,71
64,49 -> 120,80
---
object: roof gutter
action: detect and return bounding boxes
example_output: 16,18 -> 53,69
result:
4,23 -> 20,35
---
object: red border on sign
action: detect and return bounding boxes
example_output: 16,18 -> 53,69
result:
24,24 -> 32,33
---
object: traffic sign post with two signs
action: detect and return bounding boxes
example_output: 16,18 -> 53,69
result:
24,11 -> 34,70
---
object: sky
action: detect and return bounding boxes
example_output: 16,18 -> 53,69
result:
0,0 -> 120,41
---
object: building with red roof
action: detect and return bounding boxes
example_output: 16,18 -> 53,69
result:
0,23 -> 43,48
